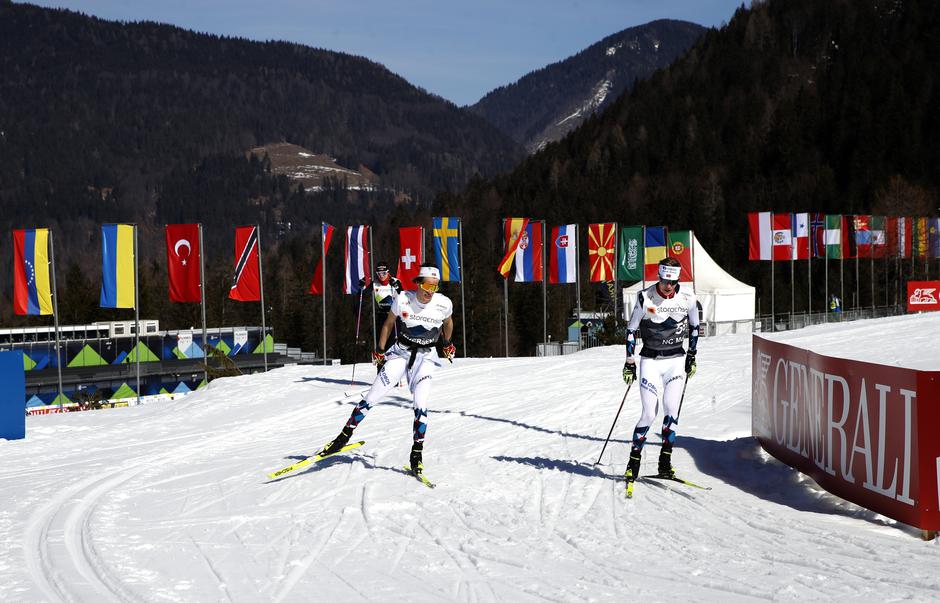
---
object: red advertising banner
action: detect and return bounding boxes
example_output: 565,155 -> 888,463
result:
907,281 -> 940,312
752,335 -> 940,530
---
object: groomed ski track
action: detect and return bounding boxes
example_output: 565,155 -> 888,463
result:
1,314 -> 938,601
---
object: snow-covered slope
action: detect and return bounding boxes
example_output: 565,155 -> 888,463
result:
2,315 -> 939,601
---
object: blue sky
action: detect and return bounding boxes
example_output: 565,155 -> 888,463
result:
25,1 -> 746,106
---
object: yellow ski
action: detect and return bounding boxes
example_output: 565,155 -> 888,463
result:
267,441 -> 365,479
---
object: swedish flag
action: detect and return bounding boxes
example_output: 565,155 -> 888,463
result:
433,217 -> 461,282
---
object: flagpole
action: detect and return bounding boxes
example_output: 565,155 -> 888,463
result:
199,223 -> 208,384
458,219 -> 467,358
133,224 -> 141,405
370,226 -> 376,352
790,250 -> 794,326
824,233 -> 829,321
49,229 -> 64,409
612,222 -> 619,324
855,256 -> 859,312
641,226 -> 646,291
503,219 -> 509,358
870,248 -> 875,311
575,224 -> 582,352
256,224 -> 268,372
542,220 -> 547,345
808,237 -> 812,317
322,223 -> 328,366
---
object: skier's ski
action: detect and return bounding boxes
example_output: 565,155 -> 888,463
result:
641,474 -> 711,490
403,465 -> 436,489
267,441 -> 365,479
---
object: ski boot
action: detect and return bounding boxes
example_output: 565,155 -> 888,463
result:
409,441 -> 424,475
657,441 -> 675,478
624,450 -> 642,483
319,425 -> 353,456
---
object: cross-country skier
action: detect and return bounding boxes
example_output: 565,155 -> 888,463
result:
320,263 -> 456,477
358,261 -> 403,351
621,256 -> 699,484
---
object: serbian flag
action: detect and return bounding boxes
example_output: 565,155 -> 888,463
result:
230,225 -> 261,301
166,224 -> 201,302
344,225 -> 370,294
308,223 -> 335,295
397,226 -> 424,290
854,215 -> 872,258
497,218 -> 529,278
514,221 -> 543,282
897,217 -> 912,258
588,223 -> 616,282
13,228 -> 54,316
549,224 -> 577,284
101,224 -> 136,308
791,213 -> 809,260
644,226 -> 667,279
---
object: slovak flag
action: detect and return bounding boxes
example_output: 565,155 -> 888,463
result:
549,224 -> 577,284
514,221 -> 543,282
791,213 -> 809,260
344,225 -> 370,294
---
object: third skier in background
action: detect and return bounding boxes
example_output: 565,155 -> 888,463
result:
621,256 -> 699,485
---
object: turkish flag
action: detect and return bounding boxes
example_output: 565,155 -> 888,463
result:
397,227 -> 424,290
166,224 -> 202,302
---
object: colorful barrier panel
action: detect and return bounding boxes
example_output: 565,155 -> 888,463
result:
0,350 -> 26,440
752,335 -> 940,530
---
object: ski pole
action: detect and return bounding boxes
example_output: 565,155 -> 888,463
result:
349,289 -> 365,387
594,383 -> 632,465
675,375 -> 690,422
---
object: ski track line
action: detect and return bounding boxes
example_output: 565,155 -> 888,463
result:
190,537 -> 234,603
271,508 -> 351,603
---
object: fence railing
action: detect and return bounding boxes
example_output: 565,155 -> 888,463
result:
754,304 -> 906,332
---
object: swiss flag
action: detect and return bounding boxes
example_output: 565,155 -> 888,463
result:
397,227 -> 424,290
166,224 -> 202,302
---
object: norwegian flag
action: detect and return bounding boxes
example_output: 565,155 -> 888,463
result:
810,213 -> 826,258
344,225 -> 370,294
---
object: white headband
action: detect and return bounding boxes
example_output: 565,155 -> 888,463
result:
658,264 -> 682,281
414,266 -> 440,281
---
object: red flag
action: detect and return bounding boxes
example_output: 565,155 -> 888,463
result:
166,224 -> 202,302
771,213 -> 792,260
397,227 -> 424,290
229,225 -> 261,302
308,223 -> 335,295
885,217 -> 898,259
497,218 -> 530,278
588,223 -> 616,281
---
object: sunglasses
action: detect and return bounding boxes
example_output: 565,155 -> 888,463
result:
376,269 -> 389,275
659,279 -> 678,287
417,282 -> 440,293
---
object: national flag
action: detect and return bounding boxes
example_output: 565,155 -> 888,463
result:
12,228 -> 53,316
870,216 -> 887,258
885,217 -> 898,259
497,218 -> 530,278
432,217 -> 461,282
825,215 -> 844,259
308,223 -> 335,295
229,225 -> 260,302
644,226 -> 667,279
668,230 -> 694,281
397,226 -> 424,290
166,224 -> 201,302
791,213 -> 809,260
810,213 -> 826,258
853,215 -> 872,258
618,226 -> 644,281
748,212 -> 771,261
100,224 -> 136,308
344,225 -> 370,294
549,224 -> 577,284
913,217 -> 928,258
588,223 -> 616,282
771,213 -> 792,260
897,217 -> 912,258
514,221 -> 543,282
929,218 -> 940,258
844,215 -> 858,259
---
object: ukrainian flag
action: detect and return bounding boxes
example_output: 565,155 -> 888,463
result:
100,224 -> 136,308
12,228 -> 53,316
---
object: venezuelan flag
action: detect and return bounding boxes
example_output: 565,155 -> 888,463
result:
100,224 -> 136,308
12,228 -> 53,315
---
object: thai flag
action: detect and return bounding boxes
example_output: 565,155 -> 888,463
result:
344,225 -> 370,294
549,224 -> 577,284
513,221 -> 543,282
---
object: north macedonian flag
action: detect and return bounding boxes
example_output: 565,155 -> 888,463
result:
588,223 -> 616,282
13,228 -> 54,316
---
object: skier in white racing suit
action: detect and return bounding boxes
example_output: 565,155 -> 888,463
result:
357,261 -> 403,351
621,256 -> 699,484
320,264 -> 456,476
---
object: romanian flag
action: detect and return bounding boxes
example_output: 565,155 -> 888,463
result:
13,228 -> 53,316
644,226 -> 667,280
100,224 -> 136,308
497,218 -> 529,278
588,223 -> 616,282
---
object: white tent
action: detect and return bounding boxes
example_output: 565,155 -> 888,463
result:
622,234 -> 755,334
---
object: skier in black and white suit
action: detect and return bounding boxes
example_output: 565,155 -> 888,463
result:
621,256 -> 699,484
320,263 -> 455,477
358,261 -> 403,351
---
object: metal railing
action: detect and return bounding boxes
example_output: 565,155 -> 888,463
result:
754,304 -> 906,332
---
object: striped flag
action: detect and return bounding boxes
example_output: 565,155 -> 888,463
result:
497,218 -> 529,278
308,223 -> 335,295
514,222 -> 543,282
229,225 -> 260,302
100,224 -> 136,308
644,226 -> 667,279
344,225 -> 370,294
12,228 -> 53,315
549,224 -> 577,284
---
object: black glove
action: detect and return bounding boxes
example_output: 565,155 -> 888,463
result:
685,351 -> 697,378
622,361 -> 636,385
